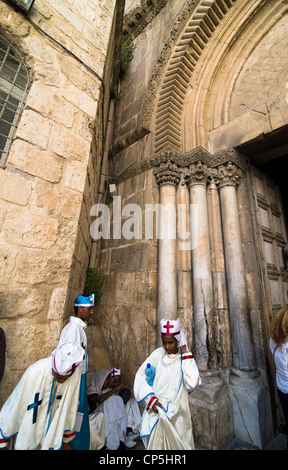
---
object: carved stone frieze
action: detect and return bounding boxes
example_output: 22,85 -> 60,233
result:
115,146 -> 249,189
123,0 -> 168,41
213,148 -> 249,171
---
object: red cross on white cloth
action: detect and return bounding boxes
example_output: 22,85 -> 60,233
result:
160,319 -> 180,336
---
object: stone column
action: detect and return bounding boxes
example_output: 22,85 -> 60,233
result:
216,160 -> 268,448
184,161 -> 213,371
207,173 -> 231,369
186,161 -> 233,449
177,174 -> 193,348
154,160 -> 180,346
216,161 -> 256,371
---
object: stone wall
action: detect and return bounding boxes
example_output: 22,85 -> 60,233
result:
0,0 -> 117,406
94,0 -> 288,448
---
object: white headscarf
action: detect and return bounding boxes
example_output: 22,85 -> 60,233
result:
51,341 -> 84,377
87,369 -> 111,396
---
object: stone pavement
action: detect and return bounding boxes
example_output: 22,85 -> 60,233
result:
130,433 -> 287,451
220,433 -> 287,450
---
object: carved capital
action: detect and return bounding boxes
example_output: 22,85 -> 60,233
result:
214,161 -> 242,189
153,160 -> 181,187
184,160 -> 209,187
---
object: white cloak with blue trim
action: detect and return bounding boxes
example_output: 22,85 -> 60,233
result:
0,358 -> 81,450
58,316 -> 90,450
133,347 -> 200,450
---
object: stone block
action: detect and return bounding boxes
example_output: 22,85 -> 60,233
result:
2,206 -> 58,249
189,380 -> 233,449
15,252 -> 71,285
0,247 -> 17,285
0,287 -> 47,320
26,81 -> 75,128
229,371 -> 274,449
0,171 -> 31,206
16,110 -> 52,150
49,122 -> 90,161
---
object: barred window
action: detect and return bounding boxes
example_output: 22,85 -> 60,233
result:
0,33 -> 29,167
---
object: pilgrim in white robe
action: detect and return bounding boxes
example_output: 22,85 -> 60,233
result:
87,369 -> 127,450
125,397 -> 141,434
0,357 -> 81,450
58,316 -> 90,450
110,368 -> 141,436
133,347 -> 201,450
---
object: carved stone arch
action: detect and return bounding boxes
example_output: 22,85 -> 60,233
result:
142,0 -> 288,155
182,0 -> 288,153
147,0 -> 239,153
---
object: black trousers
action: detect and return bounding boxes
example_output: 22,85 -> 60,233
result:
277,388 -> 288,449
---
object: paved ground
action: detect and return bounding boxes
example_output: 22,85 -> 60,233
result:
130,432 -> 287,451
220,433 -> 287,450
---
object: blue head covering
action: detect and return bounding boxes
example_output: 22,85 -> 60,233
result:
74,293 -> 94,307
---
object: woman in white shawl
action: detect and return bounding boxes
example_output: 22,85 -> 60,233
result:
134,318 -> 201,450
87,369 -> 128,450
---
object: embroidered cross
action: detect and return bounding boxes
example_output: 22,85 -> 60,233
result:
163,321 -> 174,334
27,393 -> 43,424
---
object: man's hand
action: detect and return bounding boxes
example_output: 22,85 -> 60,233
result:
152,400 -> 163,413
63,441 -> 74,450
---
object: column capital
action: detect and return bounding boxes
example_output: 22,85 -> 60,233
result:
214,161 -> 242,189
184,160 -> 209,187
153,159 -> 181,187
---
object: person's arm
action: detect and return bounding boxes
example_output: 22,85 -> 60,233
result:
182,350 -> 201,391
100,383 -> 128,402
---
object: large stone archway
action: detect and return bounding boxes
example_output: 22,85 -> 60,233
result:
96,0 -> 288,449
148,0 -> 288,448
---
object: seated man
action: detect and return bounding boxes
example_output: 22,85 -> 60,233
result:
110,368 -> 141,446
0,342 -> 84,450
87,369 -> 131,450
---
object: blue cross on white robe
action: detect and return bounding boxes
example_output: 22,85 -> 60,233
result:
27,393 -> 42,424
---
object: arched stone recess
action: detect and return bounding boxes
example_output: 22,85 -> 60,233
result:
142,0 -> 288,155
182,0 -> 288,153
151,0 -> 239,153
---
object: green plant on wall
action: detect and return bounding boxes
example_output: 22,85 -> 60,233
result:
84,267 -> 101,302
120,39 -> 136,74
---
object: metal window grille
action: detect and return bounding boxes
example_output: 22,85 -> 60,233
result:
0,34 -> 29,167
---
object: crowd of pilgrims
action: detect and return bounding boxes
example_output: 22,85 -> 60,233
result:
0,294 -> 202,450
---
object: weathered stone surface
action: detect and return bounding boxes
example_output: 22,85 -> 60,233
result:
0,0 -> 117,411
0,171 -> 31,206
0,288 -> 47,319
2,206 -> 59,249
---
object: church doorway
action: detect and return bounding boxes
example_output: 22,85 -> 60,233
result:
238,125 -> 288,432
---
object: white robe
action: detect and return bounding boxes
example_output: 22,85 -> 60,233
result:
58,316 -> 87,375
89,409 -> 105,450
133,348 -> 201,450
87,370 -> 127,450
0,358 -> 81,450
125,397 -> 141,433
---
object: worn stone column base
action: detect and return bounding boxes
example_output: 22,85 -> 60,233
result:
189,371 -> 233,449
229,369 -> 273,449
